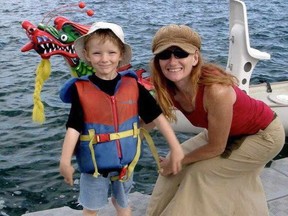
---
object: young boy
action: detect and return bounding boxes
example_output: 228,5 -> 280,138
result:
59,21 -> 184,216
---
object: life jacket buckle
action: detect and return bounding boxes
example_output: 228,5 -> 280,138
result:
119,165 -> 128,181
95,134 -> 110,143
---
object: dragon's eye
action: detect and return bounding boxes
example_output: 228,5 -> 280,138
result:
60,34 -> 68,42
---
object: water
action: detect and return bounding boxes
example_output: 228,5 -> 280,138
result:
0,0 -> 287,215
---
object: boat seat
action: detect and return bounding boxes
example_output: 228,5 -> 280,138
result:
268,94 -> 288,105
226,0 -> 271,95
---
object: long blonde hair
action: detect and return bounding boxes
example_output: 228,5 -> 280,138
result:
150,53 -> 238,122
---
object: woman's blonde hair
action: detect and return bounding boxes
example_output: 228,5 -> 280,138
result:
150,52 -> 238,122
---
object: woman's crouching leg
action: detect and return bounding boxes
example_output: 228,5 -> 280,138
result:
146,169 -> 186,216
146,131 -> 209,216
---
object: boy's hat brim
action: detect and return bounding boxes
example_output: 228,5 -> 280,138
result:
74,22 -> 132,68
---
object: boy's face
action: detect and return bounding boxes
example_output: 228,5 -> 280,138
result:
84,37 -> 123,80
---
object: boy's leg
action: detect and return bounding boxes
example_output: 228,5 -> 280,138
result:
78,173 -> 110,213
111,196 -> 132,216
83,208 -> 97,216
111,172 -> 134,216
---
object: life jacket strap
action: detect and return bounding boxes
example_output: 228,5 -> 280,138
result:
140,127 -> 161,172
80,123 -> 141,178
112,127 -> 161,182
116,123 -> 142,182
80,127 -> 138,144
112,133 -> 142,182
86,129 -> 100,177
80,123 -> 160,181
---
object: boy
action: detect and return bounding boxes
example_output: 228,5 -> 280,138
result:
59,22 -> 184,216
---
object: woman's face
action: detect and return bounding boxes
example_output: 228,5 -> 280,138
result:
158,47 -> 198,85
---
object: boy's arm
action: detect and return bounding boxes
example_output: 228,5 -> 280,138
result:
152,114 -> 184,175
140,118 -> 155,132
59,127 -> 80,186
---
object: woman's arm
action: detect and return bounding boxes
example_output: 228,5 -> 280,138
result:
181,84 -> 236,165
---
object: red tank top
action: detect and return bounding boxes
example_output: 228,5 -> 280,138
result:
173,85 -> 274,136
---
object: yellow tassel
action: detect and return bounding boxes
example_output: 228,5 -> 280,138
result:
32,59 -> 51,124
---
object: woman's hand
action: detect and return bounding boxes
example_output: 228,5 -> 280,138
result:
59,162 -> 75,186
169,146 -> 184,175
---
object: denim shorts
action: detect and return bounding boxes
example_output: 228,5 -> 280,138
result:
78,172 -> 134,211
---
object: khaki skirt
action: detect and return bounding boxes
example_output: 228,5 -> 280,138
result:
146,116 -> 285,216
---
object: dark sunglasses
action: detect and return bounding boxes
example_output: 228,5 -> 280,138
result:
156,48 -> 190,60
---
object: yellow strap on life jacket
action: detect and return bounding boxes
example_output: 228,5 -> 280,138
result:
80,128 -> 137,143
81,123 -> 141,178
112,129 -> 142,182
80,123 -> 160,180
140,127 -> 161,171
86,129 -> 100,177
112,127 -> 161,182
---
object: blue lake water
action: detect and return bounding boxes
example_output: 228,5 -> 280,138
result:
0,0 -> 287,215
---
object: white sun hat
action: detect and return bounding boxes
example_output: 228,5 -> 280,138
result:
74,21 -> 132,67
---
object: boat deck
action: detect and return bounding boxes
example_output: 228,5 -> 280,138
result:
23,157 -> 288,216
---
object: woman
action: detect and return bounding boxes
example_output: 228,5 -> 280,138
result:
146,24 -> 285,216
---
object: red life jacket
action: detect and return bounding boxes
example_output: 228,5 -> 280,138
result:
76,75 -> 140,180
60,71 -> 161,181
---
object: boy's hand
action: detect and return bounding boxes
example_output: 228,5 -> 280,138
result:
59,162 -> 75,186
159,156 -> 171,176
159,146 -> 184,176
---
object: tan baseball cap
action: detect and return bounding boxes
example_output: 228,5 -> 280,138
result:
152,24 -> 201,55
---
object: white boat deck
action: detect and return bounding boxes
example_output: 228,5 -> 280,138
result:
23,157 -> 288,216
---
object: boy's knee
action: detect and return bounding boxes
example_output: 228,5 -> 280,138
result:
112,197 -> 132,216
83,208 -> 98,216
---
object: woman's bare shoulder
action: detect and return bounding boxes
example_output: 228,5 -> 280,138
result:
205,84 -> 234,97
204,84 -> 236,107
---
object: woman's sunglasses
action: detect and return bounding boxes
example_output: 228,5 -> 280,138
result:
156,48 -> 190,60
